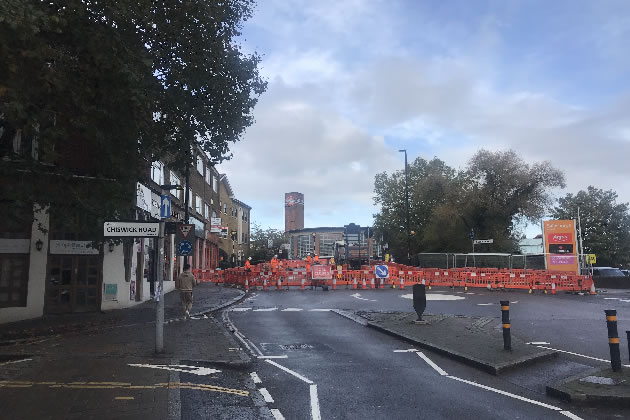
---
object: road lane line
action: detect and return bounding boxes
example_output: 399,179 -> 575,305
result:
259,387 -> 274,403
0,358 -> 32,366
250,372 -> 262,384
270,409 -> 286,420
265,360 -> 314,384
115,397 -> 134,400
309,309 -> 333,311
231,307 -> 252,311
416,352 -> 448,376
560,411 -> 584,420
534,345 -> 630,367
310,384 -> 321,420
258,355 -> 288,359
526,342 -> 550,345
477,303 -> 495,306
393,349 -> 418,352
282,308 -> 303,311
254,307 -> 278,312
447,376 -> 562,411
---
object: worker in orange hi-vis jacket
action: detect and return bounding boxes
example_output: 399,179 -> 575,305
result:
271,255 -> 279,273
244,257 -> 251,271
314,254 -> 320,264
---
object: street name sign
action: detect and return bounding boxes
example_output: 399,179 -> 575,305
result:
104,221 -> 159,237
375,265 -> 389,278
473,239 -> 494,244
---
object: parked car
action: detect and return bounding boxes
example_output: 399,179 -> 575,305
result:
592,267 -> 626,278
622,269 -> 630,277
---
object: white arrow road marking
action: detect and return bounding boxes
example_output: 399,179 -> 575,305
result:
416,352 -> 448,376
250,372 -> 262,384
254,307 -> 278,312
350,293 -> 376,301
282,308 -> 303,311
128,364 -> 220,376
231,307 -> 252,311
259,387 -> 274,403
393,349 -> 418,353
270,409 -> 285,420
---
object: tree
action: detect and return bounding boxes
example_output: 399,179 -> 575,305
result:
552,187 -> 630,268
372,150 -> 566,260
249,223 -> 286,263
0,0 -> 266,235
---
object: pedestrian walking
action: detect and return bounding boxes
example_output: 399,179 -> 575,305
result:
176,263 -> 198,318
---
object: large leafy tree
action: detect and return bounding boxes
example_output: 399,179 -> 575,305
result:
0,0 -> 266,235
552,187 -> 630,268
249,223 -> 285,263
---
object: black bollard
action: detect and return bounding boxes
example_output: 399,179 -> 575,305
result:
500,300 -> 511,351
627,331 -> 630,364
412,284 -> 427,321
605,310 -> 622,372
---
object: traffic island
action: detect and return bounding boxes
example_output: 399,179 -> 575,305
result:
356,311 -> 557,375
546,367 -> 630,407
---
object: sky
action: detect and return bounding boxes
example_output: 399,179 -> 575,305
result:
217,0 -> 630,235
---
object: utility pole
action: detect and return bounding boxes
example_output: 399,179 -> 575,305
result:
399,149 -> 410,265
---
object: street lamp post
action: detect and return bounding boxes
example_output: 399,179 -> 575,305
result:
399,149 -> 411,265
156,184 -> 182,354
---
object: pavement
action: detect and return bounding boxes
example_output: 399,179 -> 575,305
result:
0,283 -> 272,420
547,367 -> 630,407
353,310 -> 557,374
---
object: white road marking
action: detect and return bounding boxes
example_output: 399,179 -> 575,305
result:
620,299 -> 630,303
309,309 -> 332,311
259,387 -> 274,403
250,372 -> 262,384
270,409 -> 286,420
510,301 -> 519,304
351,293 -> 377,302
254,307 -> 278,312
0,358 -> 32,366
223,310 -> 264,357
310,384 -> 321,420
258,355 -> 288,359
231,307 -> 252,311
477,303 -> 495,306
465,292 -> 475,295
560,410 -> 585,420
604,297 -> 620,300
534,345 -> 630,367
393,349 -> 418,353
128,364 -> 220,376
282,308 -> 303,311
416,352 -> 448,376
401,293 -> 465,301
447,375 -> 562,411
265,360 -> 314,384
526,342 -> 550,345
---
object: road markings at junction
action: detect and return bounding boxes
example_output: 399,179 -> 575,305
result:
282,308 -> 303,311
398,350 -> 584,418
310,384 -> 321,420
530,344 -> 630,367
309,309 -> 333,311
259,387 -> 275,403
254,307 -> 278,312
258,355 -> 288,359
393,349 -> 418,352
351,293 -> 377,302
264,360 -> 314,384
128,363 -> 221,376
477,303 -> 495,306
270,408 -> 286,420
0,358 -> 32,366
401,293 -> 465,301
526,342 -> 550,345
232,307 -> 252,311
250,372 -> 262,384
416,352 -> 448,376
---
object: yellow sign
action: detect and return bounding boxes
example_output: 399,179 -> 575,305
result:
385,253 -> 390,263
587,254 -> 596,264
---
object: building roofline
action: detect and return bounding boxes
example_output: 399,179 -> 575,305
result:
232,197 -> 252,210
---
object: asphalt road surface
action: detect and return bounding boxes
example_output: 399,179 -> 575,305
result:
223,287 -> 630,420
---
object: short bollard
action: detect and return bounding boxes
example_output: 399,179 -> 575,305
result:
627,331 -> 630,363
500,300 -> 511,351
605,310 -> 622,372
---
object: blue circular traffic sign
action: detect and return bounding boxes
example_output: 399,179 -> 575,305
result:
178,240 -> 193,256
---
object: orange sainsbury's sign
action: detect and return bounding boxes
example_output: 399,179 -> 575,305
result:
543,220 -> 578,274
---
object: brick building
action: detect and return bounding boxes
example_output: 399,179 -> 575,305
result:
284,192 -> 304,231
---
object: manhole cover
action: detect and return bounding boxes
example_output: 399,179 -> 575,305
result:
278,344 -> 314,350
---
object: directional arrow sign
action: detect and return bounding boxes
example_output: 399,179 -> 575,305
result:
160,195 -> 171,218
128,364 -> 221,376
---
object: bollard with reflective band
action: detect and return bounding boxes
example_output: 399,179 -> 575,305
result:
605,310 -> 622,372
500,300 -> 511,351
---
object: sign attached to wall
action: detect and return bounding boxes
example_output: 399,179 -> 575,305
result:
104,221 -> 160,237
543,220 -> 578,274
103,283 -> 118,301
49,240 -> 100,255
210,217 -> 222,233
0,239 -> 30,254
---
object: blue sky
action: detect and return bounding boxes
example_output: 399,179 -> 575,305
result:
218,0 -> 630,235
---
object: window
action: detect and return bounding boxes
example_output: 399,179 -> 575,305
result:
195,195 -> 202,214
169,171 -> 182,200
297,235 -> 314,258
223,203 -> 227,214
0,255 -> 29,308
204,203 -> 210,220
196,155 -> 204,175
205,167 -> 212,185
212,211 -> 217,218
188,190 -> 194,208
151,161 -> 164,185
213,177 -> 218,192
